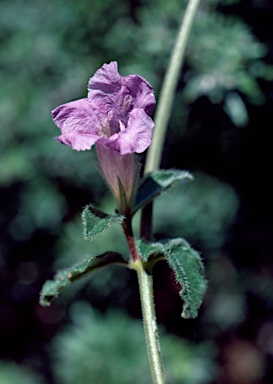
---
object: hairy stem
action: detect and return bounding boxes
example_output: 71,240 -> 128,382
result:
122,217 -> 140,262
136,262 -> 166,384
122,219 -> 165,383
144,0 -> 202,175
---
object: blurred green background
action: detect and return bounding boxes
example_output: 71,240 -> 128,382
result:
1,0 -> 273,383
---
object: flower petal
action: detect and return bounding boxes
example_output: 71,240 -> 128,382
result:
88,61 -> 121,98
55,132 -> 99,151
52,98 -> 100,151
123,75 -> 155,115
52,62 -> 156,154
105,108 -> 154,155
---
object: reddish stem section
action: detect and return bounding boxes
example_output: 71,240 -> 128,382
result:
126,234 -> 140,262
122,215 -> 140,262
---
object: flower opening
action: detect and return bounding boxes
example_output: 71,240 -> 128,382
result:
52,61 -> 155,155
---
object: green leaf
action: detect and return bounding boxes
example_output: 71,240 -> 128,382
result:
166,239 -> 207,319
40,252 -> 127,306
82,205 -> 124,241
136,239 -> 166,262
134,169 -> 193,213
137,238 -> 206,319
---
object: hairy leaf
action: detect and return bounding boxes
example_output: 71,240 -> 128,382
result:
166,239 -> 207,319
134,169 -> 193,213
137,238 -> 206,319
82,205 -> 124,241
136,239 -> 166,262
40,252 -> 127,306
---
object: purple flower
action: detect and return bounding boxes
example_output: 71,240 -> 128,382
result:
52,61 -> 155,155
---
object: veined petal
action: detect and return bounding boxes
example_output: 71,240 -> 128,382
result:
55,132 -> 99,151
52,98 -> 101,151
52,98 -> 96,133
106,109 -> 154,155
88,61 -> 121,98
52,62 -> 156,154
123,75 -> 155,115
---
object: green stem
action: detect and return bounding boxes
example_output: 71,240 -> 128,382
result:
144,0 -> 202,175
123,216 -> 165,382
136,262 -> 166,384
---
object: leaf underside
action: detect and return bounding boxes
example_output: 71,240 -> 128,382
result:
134,169 -> 193,213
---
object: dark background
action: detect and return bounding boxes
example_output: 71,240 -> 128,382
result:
1,0 -> 273,383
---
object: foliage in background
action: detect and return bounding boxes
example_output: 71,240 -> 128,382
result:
52,302 -> 215,384
0,361 -> 45,384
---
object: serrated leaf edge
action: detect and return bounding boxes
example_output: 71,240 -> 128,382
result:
136,238 -> 206,319
40,251 -> 127,307
166,241 -> 207,319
